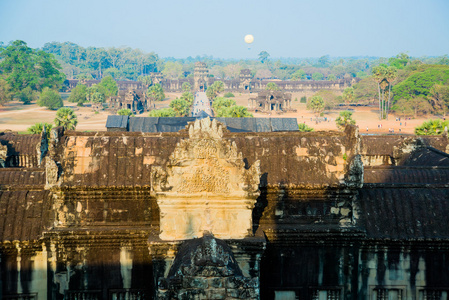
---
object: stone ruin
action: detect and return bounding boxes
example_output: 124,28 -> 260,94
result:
1,121 -> 449,299
108,89 -> 150,114
248,90 -> 297,114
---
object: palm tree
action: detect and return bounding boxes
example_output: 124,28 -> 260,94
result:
27,122 -> 53,137
298,123 -> 314,132
307,95 -> 325,119
415,119 -> 448,135
226,105 -> 253,118
372,66 -> 387,119
385,66 -> 397,120
335,111 -> 356,130
266,82 -> 280,91
147,84 -> 165,102
342,87 -> 354,108
54,107 -> 78,130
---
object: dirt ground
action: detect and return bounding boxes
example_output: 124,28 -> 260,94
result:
0,92 -> 439,135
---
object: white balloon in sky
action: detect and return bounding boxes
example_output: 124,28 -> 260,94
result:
244,34 -> 254,44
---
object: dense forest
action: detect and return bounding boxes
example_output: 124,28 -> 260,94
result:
1,40 -> 449,118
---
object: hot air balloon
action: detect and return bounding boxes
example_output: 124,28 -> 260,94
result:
244,34 -> 254,50
244,34 -> 254,44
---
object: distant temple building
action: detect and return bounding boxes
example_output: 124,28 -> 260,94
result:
107,89 -> 150,114
248,90 -> 297,114
193,62 -> 209,91
239,69 -> 253,91
64,63 -> 351,98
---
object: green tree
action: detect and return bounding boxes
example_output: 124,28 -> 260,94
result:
372,65 -> 388,119
223,92 -> 235,98
41,41 -> 160,81
312,72 -> 324,81
162,61 -> 183,79
68,84 -> 87,105
327,74 -> 337,81
291,69 -> 306,80
169,98 -> 191,117
149,108 -> 176,117
258,51 -> 270,64
216,105 -> 253,118
409,96 -> 433,117
353,77 -> 378,104
77,73 -> 94,80
439,55 -> 449,65
137,75 -> 152,88
385,66 -> 398,119
266,82 -> 280,91
342,87 -> 354,108
86,84 -> 101,102
307,95 -> 325,117
206,81 -> 224,100
335,111 -> 356,130
0,75 -> 13,105
54,107 -> 78,130
393,98 -> 414,117
298,123 -> 314,132
117,108 -> 133,116
37,87 -> 63,110
182,82 -> 192,92
415,119 -> 448,135
27,122 -> 53,136
312,90 -> 339,110
17,86 -> 38,104
98,76 -> 118,98
388,52 -> 410,69
0,40 -> 65,95
429,84 -> 449,116
356,71 -> 368,79
180,91 -> 194,104
392,96 -> 432,117
91,92 -> 105,103
392,65 -> 449,102
317,55 -> 330,68
212,97 -> 236,112
103,67 -> 122,79
148,83 -> 165,101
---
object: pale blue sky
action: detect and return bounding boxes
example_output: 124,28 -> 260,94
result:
1,0 -> 448,59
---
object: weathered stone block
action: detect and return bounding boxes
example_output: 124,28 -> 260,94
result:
206,288 -> 226,299
183,276 -> 208,289
227,288 -> 239,298
208,277 -> 225,288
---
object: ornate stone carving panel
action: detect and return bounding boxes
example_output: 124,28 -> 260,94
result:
151,118 -> 261,240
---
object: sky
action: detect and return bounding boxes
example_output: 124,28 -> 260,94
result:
1,0 -> 448,59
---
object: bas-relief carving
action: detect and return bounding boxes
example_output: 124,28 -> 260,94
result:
46,158 -> 60,188
0,143 -> 8,167
151,118 -> 261,240
157,234 -> 260,300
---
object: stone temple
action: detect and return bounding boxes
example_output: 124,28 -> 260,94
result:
1,119 -> 449,299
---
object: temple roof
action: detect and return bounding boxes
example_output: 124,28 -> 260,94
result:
359,188 -> 449,240
0,190 -> 52,242
1,128 -> 448,243
106,116 -> 299,133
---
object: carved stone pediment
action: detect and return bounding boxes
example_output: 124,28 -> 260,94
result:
151,118 -> 261,240
151,118 -> 260,198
